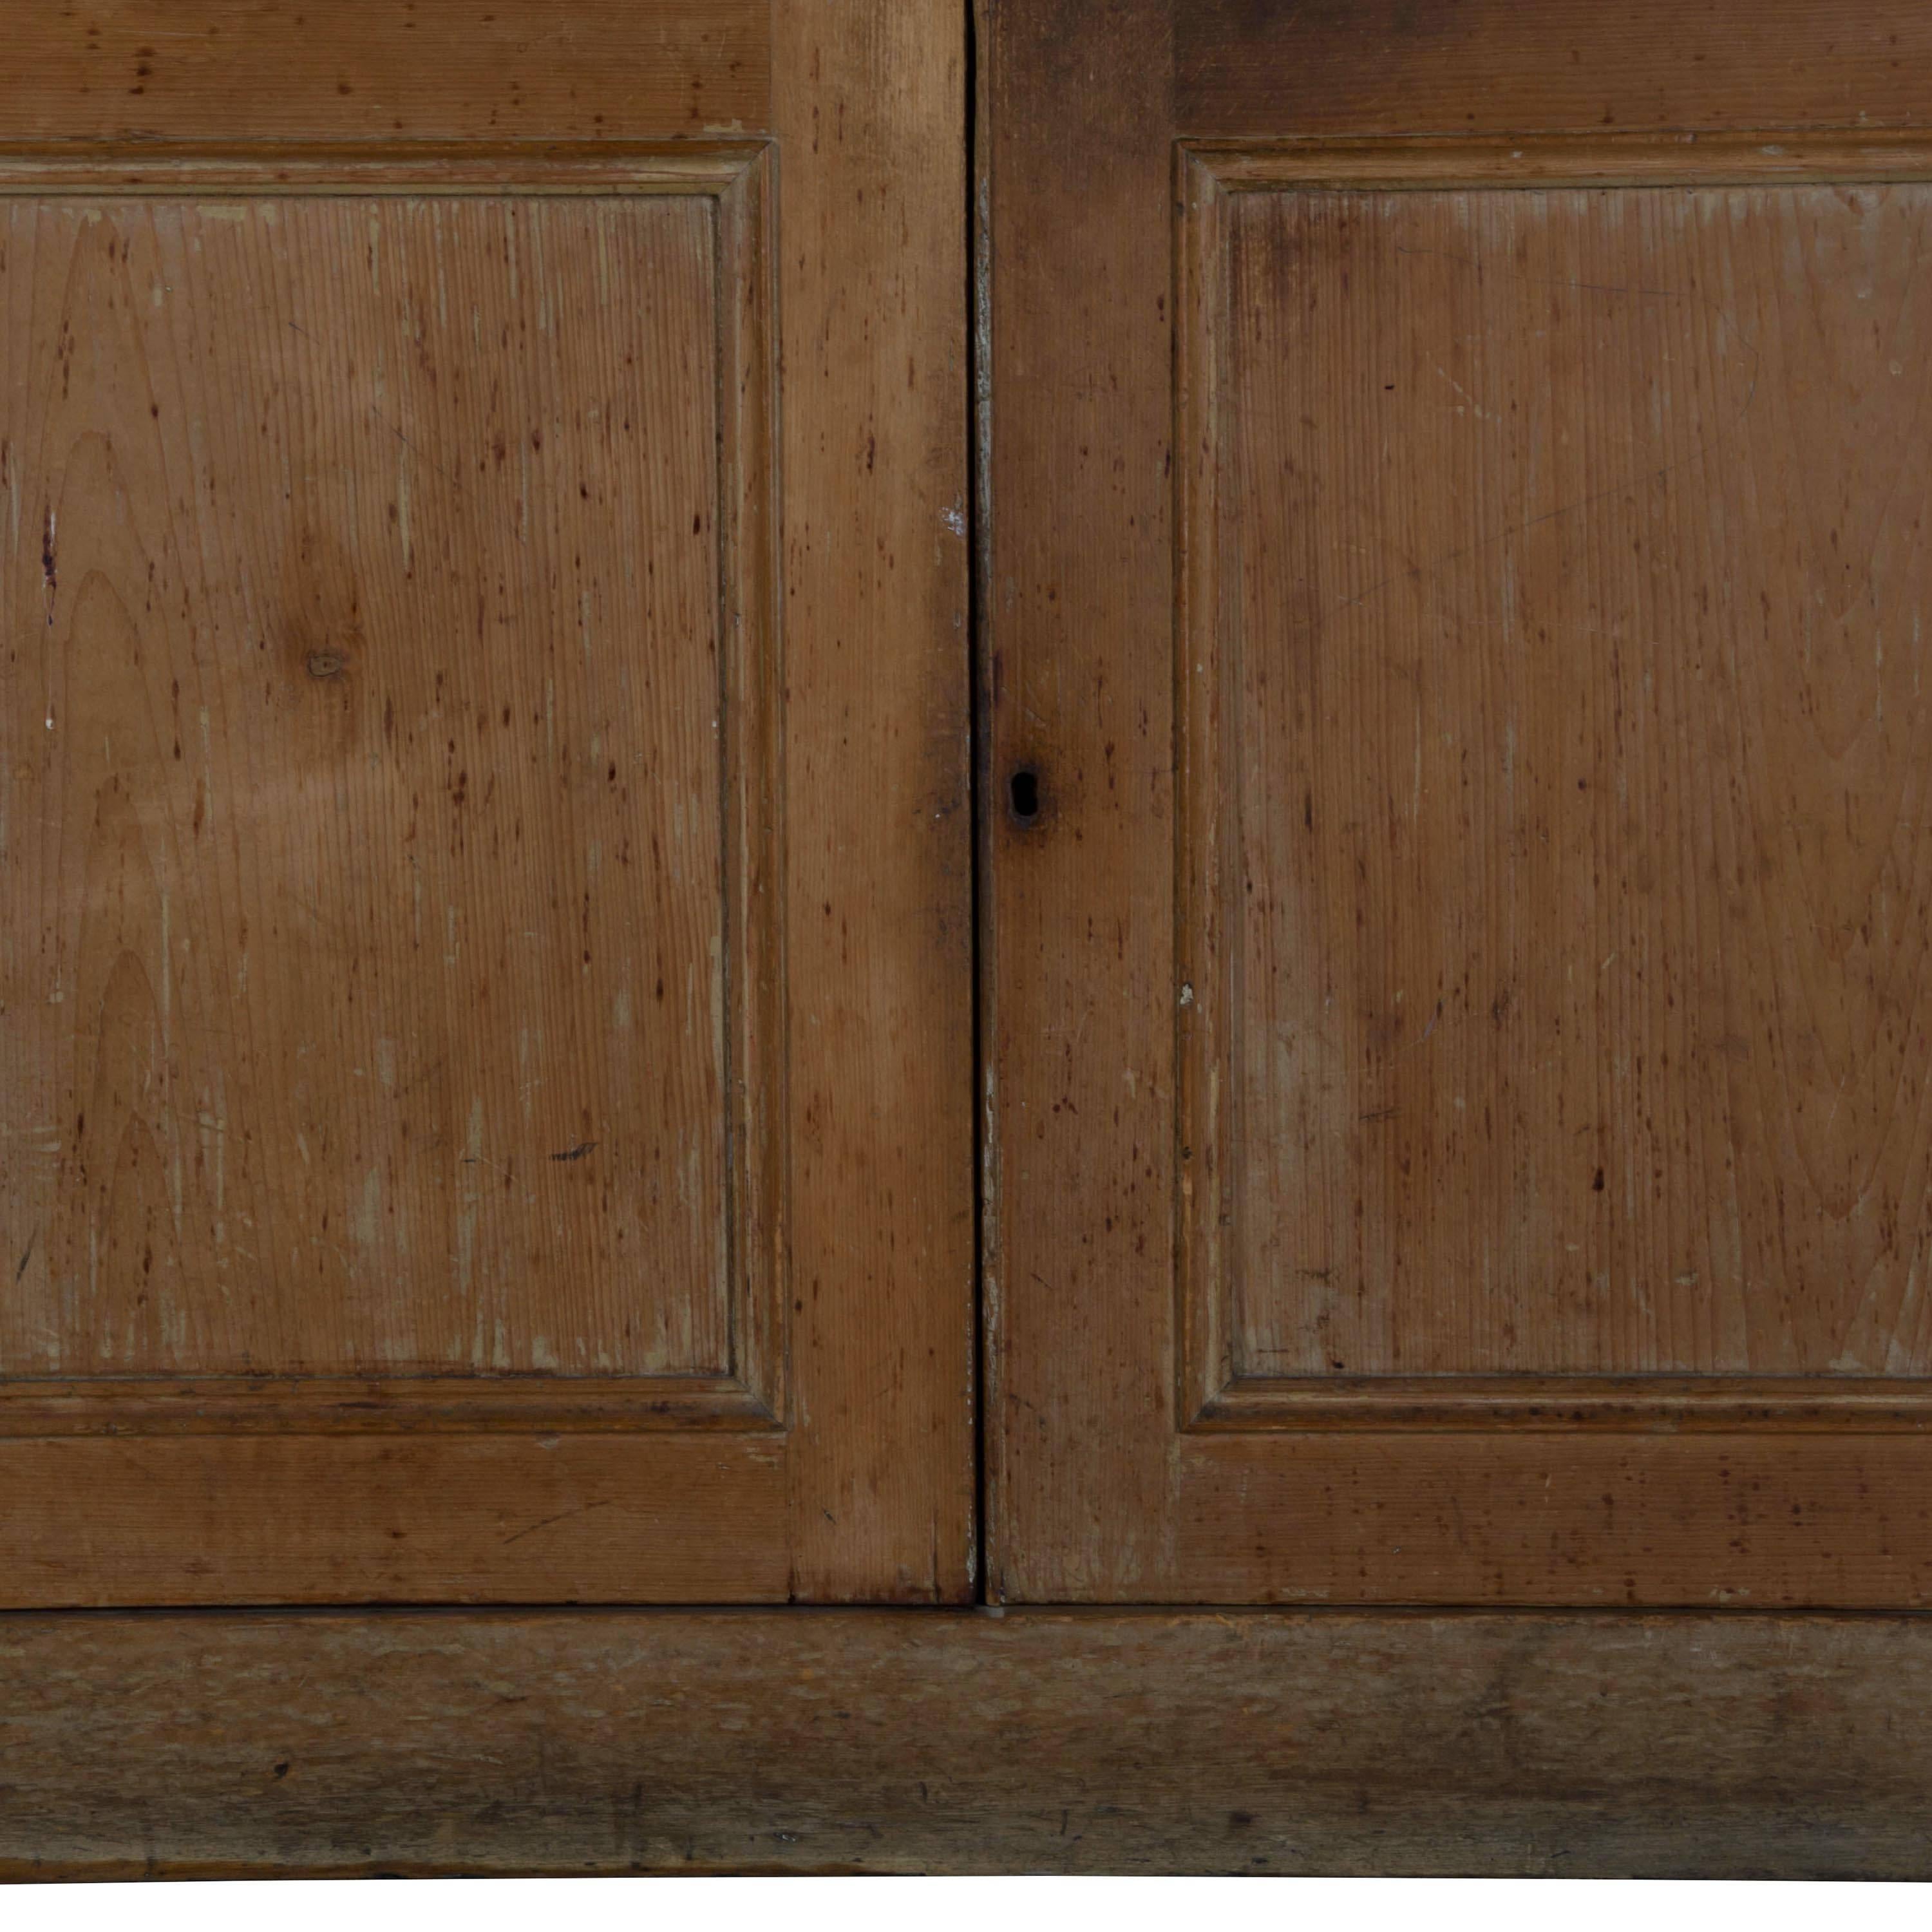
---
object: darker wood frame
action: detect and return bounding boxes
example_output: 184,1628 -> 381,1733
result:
6,1605 -> 1932,1878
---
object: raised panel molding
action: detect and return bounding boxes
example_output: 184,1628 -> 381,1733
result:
1175,134 -> 1932,1434
0,147 -> 785,1437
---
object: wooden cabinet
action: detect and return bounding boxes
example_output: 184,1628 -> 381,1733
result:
10,0 -> 1932,1877
984,0 -> 1932,1607
0,0 -> 972,1606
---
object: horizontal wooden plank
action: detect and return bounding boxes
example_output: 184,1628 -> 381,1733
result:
6,1607 -> 1932,1875
1170,1434 -> 1932,1608
1179,0 -> 1932,137
0,0 -> 768,146
0,1437 -> 790,1605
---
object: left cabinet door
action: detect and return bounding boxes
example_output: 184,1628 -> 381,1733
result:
0,1 -> 973,1606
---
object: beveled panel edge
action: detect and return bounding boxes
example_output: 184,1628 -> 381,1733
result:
1180,129 -> 1932,190
0,143 -> 768,193
710,143 -> 788,1423
0,1375 -> 779,1437
1194,1376 -> 1932,1434
0,141 -> 790,1437
1173,145 -> 1238,1430
1170,132 -> 1932,1435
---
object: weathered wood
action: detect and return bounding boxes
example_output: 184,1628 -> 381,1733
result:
1,1 -> 767,145
1180,148 -> 1932,1416
0,1 -> 973,1605
6,1607 -> 1932,1877
981,0 -> 1180,1605
3,159 -> 773,1394
1178,0 -> 1932,138
771,0 -> 976,1605
986,0 -> 1932,1604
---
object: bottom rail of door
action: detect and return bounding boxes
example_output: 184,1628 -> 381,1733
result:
1,1605 -> 1922,1879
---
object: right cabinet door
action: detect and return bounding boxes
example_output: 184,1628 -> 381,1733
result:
983,0 -> 1932,1604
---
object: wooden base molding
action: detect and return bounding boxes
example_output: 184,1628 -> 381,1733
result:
5,1607 -> 1931,1877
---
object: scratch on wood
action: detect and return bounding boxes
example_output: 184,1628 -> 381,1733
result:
498,1497 -> 619,1547
551,1141 -> 598,1162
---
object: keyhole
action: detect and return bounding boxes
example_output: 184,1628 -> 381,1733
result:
1009,766 -> 1041,825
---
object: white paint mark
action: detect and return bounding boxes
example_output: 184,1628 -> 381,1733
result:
350,1168 -> 383,1251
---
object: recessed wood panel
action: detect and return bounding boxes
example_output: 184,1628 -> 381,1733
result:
0,0 -> 971,1607
1178,144 -> 1932,1422
0,158 -> 781,1403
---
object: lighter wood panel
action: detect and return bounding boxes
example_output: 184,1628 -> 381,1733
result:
0,178 -> 770,1384
1184,175 -> 1932,1392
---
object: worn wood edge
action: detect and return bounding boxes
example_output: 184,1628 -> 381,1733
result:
1173,146 -> 1231,1430
1193,1376 -> 1932,1433
971,0 -> 1005,1633
0,1376 -> 780,1436
0,144 -> 770,193
1185,130 -> 1932,187
7,1605 -> 1932,1877
710,141 -> 788,1425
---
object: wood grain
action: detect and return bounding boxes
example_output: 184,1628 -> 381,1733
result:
9,1605 -> 1932,1876
774,0 -> 976,1602
0,3 -> 972,1604
986,0 -> 1932,1604
1179,0 -> 1932,139
1,167 -> 775,1389
2,0 -> 767,145
983,0 -> 1180,1602
0,1437 -> 788,1605
1180,160 -> 1932,1410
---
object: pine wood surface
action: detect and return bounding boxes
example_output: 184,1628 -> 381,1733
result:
984,0 -> 1932,1603
0,0 -> 974,1606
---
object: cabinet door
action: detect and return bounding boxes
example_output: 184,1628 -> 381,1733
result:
984,0 -> 1932,1604
0,1 -> 972,1605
